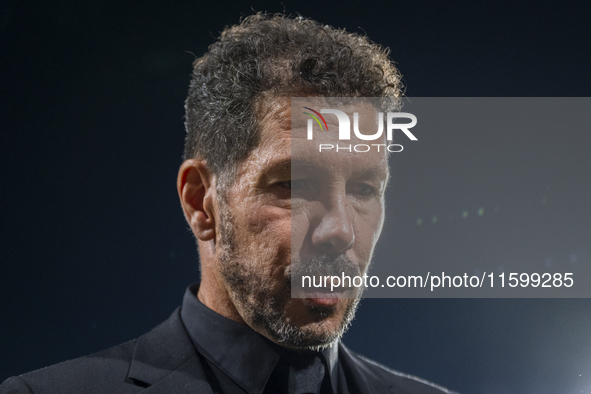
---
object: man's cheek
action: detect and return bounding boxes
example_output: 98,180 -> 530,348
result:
245,205 -> 290,234
290,208 -> 313,248
245,230 -> 291,263
354,230 -> 379,262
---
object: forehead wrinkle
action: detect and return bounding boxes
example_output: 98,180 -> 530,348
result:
290,158 -> 323,174
290,158 -> 388,185
258,158 -> 324,179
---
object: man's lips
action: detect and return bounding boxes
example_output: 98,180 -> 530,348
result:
303,293 -> 340,306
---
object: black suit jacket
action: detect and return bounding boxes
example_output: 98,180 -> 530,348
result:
1,308 -> 456,393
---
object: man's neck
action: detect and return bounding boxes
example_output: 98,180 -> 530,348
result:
196,278 -> 246,325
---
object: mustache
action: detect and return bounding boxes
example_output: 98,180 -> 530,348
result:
290,254 -> 361,278
288,254 -> 362,296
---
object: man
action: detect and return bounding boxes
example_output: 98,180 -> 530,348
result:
1,13 -> 455,394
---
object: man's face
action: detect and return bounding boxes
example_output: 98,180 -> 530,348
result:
215,97 -> 388,350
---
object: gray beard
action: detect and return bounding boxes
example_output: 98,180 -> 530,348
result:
217,201 -> 361,350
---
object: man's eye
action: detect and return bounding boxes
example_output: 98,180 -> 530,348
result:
277,180 -> 309,190
274,180 -> 318,202
347,183 -> 377,198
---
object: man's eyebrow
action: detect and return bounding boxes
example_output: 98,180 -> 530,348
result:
354,166 -> 389,182
264,158 -> 322,174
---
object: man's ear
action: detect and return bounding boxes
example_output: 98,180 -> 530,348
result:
177,159 -> 216,241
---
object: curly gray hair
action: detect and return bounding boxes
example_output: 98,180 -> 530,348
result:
184,12 -> 403,185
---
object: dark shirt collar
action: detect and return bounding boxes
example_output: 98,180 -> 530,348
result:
180,284 -> 338,394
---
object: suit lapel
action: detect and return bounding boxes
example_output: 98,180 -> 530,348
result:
126,308 -> 213,394
139,354 -> 213,393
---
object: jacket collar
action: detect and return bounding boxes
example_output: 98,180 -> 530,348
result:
180,285 -> 283,394
180,283 -> 339,394
125,284 -> 341,394
126,307 -> 213,393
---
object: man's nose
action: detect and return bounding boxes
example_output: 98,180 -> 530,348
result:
310,192 -> 355,253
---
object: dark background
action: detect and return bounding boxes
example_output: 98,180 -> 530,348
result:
1,1 -> 590,393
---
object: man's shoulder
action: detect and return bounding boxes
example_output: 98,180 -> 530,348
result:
0,308 -> 202,394
1,307 -> 459,394
1,339 -> 139,393
339,343 -> 459,394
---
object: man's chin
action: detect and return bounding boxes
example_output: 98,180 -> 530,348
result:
258,296 -> 358,350
266,319 -> 342,350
